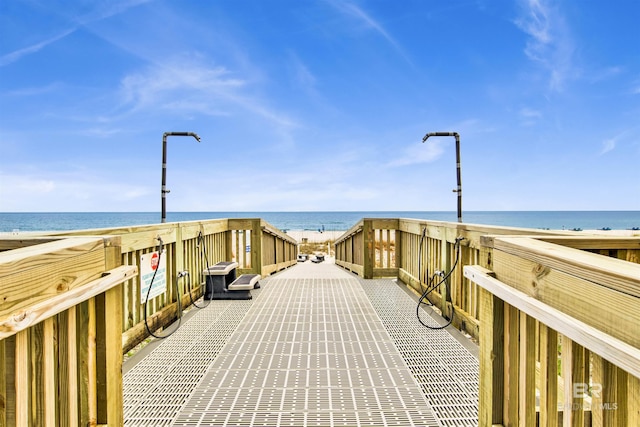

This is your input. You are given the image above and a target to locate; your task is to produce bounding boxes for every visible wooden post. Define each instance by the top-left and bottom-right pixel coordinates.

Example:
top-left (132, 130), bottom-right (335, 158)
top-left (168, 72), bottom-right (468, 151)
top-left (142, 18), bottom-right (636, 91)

top-left (252, 220), bottom-right (263, 276)
top-left (363, 219), bottom-right (374, 279)
top-left (395, 230), bottom-right (402, 271)
top-left (95, 241), bottom-right (124, 425)
top-left (440, 239), bottom-right (451, 319)
top-left (175, 224), bottom-right (185, 301)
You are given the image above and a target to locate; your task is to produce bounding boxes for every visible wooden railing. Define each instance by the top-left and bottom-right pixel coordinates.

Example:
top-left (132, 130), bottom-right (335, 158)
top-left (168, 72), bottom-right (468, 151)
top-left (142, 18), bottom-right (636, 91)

top-left (0, 236), bottom-right (137, 426)
top-left (335, 218), bottom-right (569, 338)
top-left (465, 236), bottom-right (640, 426)
top-left (42, 218), bottom-right (297, 353)
top-left (335, 217), bottom-right (640, 426)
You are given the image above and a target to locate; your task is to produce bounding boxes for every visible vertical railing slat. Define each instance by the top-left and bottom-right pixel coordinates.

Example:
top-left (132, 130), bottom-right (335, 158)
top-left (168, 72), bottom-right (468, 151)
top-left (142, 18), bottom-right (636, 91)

top-left (539, 324), bottom-right (558, 427)
top-left (518, 312), bottom-right (536, 427)
top-left (478, 287), bottom-right (504, 426)
top-left (15, 330), bottom-right (29, 427)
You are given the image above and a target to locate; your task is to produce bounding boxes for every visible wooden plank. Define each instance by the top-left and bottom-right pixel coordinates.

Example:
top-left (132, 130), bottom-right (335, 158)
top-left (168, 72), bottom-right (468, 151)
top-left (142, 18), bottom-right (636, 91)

top-left (538, 324), bottom-right (558, 427)
top-left (591, 353), bottom-right (604, 427)
top-left (67, 307), bottom-right (79, 427)
top-left (464, 266), bottom-right (640, 380)
top-left (491, 250), bottom-right (640, 348)
top-left (104, 285), bottom-right (123, 425)
top-left (15, 330), bottom-right (28, 427)
top-left (58, 311), bottom-right (71, 427)
top-left (478, 287), bottom-right (504, 426)
top-left (48, 224), bottom-right (178, 254)
top-left (180, 220), bottom-right (229, 240)
top-left (493, 237), bottom-right (640, 298)
top-left (570, 339), bottom-right (586, 427)
top-left (3, 336), bottom-right (16, 427)
top-left (0, 237), bottom-right (59, 252)
top-left (0, 338), bottom-right (5, 427)
top-left (0, 238), bottom-right (107, 319)
top-left (628, 374), bottom-right (640, 427)
top-left (45, 317), bottom-right (59, 427)
top-left (537, 236), bottom-right (640, 250)
top-left (372, 268), bottom-right (398, 278)
top-left (76, 301), bottom-right (91, 427)
top-left (561, 336), bottom-right (573, 427)
top-left (519, 312), bottom-right (536, 427)
top-left (0, 265), bottom-right (137, 339)
top-left (504, 304), bottom-right (519, 425)
top-left (31, 322), bottom-right (46, 424)
top-left (87, 298), bottom-right (97, 426)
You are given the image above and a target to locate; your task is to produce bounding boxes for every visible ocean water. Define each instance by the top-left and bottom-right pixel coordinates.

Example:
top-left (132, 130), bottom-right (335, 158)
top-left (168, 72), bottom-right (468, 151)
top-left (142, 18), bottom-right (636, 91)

top-left (1, 211), bottom-right (639, 233)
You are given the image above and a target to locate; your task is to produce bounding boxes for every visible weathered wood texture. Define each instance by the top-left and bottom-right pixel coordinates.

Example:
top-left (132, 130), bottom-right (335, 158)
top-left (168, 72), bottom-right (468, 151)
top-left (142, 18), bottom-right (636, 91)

top-left (0, 237), bottom-right (134, 427)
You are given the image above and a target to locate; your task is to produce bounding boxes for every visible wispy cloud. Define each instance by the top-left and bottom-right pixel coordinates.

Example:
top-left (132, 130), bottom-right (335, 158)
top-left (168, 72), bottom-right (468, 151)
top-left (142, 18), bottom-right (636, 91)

top-left (0, 29), bottom-right (75, 67)
top-left (326, 1), bottom-right (412, 64)
top-left (519, 107), bottom-right (542, 126)
top-left (119, 60), bottom-right (245, 112)
top-left (0, 0), bottom-right (155, 67)
top-left (387, 139), bottom-right (445, 167)
top-left (514, 0), bottom-right (575, 91)
top-left (76, 0), bottom-right (155, 24)
top-left (116, 55), bottom-right (299, 133)
top-left (600, 137), bottom-right (616, 155)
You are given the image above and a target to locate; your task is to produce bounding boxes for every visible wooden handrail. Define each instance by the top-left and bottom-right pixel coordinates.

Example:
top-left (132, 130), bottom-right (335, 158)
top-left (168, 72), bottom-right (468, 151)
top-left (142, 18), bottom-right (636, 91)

top-left (0, 265), bottom-right (136, 339)
top-left (464, 265), bottom-right (640, 379)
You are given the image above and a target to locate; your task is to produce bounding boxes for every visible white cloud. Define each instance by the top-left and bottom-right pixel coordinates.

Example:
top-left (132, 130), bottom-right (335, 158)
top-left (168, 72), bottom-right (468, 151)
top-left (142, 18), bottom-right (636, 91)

top-left (514, 0), bottom-right (575, 91)
top-left (117, 56), bottom-right (298, 130)
top-left (326, 1), bottom-right (412, 64)
top-left (1, 1), bottom-right (155, 67)
top-left (0, 29), bottom-right (76, 67)
top-left (600, 138), bottom-right (616, 155)
top-left (387, 139), bottom-right (445, 167)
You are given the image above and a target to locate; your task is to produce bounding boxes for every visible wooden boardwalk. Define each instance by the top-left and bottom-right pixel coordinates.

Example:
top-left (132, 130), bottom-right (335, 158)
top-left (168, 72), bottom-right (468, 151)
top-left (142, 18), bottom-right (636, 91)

top-left (123, 260), bottom-right (479, 427)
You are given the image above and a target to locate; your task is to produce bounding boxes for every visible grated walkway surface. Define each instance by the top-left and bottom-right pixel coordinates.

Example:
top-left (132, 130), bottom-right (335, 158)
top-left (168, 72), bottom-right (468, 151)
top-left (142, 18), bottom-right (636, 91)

top-left (123, 260), bottom-right (479, 426)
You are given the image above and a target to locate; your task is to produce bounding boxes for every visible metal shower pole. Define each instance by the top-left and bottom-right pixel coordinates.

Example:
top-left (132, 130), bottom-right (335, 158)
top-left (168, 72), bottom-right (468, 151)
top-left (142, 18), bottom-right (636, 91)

top-left (161, 132), bottom-right (201, 223)
top-left (422, 132), bottom-right (462, 223)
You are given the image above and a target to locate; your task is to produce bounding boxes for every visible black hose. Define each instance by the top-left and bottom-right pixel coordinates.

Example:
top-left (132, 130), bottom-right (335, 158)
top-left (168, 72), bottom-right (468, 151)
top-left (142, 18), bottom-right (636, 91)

top-left (143, 237), bottom-right (182, 339)
top-left (416, 237), bottom-right (464, 330)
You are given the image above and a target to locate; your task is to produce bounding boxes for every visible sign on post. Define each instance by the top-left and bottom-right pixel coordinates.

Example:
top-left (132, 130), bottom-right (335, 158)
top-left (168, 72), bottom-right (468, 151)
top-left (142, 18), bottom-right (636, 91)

top-left (140, 250), bottom-right (167, 303)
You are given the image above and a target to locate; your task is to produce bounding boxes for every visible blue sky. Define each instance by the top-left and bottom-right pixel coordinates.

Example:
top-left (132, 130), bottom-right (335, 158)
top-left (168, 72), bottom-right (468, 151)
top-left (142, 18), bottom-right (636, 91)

top-left (1, 0), bottom-right (639, 212)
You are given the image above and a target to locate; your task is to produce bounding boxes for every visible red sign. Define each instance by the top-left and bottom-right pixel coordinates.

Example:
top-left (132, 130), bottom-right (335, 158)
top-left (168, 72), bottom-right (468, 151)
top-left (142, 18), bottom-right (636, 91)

top-left (150, 252), bottom-right (159, 270)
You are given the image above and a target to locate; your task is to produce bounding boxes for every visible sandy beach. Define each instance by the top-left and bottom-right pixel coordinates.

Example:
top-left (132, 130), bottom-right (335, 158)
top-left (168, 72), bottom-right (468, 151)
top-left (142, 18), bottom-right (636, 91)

top-left (285, 230), bottom-right (345, 243)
